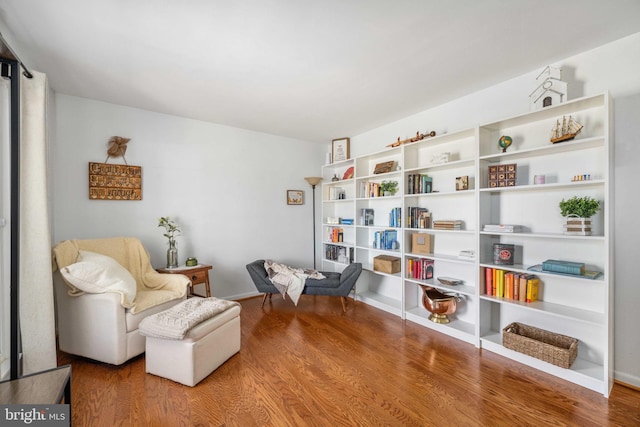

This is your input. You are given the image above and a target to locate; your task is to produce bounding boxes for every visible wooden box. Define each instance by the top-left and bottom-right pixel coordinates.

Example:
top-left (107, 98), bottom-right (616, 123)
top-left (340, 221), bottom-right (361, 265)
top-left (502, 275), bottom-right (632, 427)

top-left (488, 163), bottom-right (517, 188)
top-left (373, 255), bottom-right (401, 274)
top-left (411, 233), bottom-right (433, 255)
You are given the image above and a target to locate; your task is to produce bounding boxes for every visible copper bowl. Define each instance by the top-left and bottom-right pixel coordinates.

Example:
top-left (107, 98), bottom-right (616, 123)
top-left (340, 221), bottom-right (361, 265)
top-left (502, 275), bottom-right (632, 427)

top-left (419, 285), bottom-right (461, 324)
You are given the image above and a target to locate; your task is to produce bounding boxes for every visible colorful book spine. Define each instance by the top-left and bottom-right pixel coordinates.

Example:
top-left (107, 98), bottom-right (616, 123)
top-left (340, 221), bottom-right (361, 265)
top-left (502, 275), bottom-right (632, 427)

top-left (519, 275), bottom-right (528, 302)
top-left (492, 268), bottom-right (497, 296)
top-left (496, 269), bottom-right (505, 297)
top-left (485, 267), bottom-right (493, 295)
top-left (526, 277), bottom-right (540, 302)
top-left (505, 272), bottom-right (514, 299)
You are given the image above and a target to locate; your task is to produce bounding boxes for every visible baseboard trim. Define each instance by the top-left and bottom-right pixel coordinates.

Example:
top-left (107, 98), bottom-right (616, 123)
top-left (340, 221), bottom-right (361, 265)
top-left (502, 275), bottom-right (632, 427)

top-left (615, 379), bottom-right (640, 392)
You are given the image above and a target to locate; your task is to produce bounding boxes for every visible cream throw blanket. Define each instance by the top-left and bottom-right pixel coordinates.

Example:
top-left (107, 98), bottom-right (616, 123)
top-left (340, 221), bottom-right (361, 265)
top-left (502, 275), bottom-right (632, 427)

top-left (139, 297), bottom-right (240, 340)
top-left (52, 237), bottom-right (188, 314)
top-left (264, 260), bottom-right (325, 305)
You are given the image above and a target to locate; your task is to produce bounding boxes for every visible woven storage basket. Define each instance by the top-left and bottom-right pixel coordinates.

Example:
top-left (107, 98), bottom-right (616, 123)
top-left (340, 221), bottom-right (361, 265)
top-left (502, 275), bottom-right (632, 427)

top-left (502, 322), bottom-right (578, 369)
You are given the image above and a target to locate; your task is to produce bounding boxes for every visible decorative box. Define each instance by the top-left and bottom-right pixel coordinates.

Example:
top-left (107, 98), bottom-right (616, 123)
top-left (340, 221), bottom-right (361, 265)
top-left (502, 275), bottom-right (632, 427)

top-left (373, 255), bottom-right (401, 274)
top-left (411, 233), bottom-right (433, 255)
top-left (488, 163), bottom-right (517, 188)
top-left (493, 243), bottom-right (515, 265)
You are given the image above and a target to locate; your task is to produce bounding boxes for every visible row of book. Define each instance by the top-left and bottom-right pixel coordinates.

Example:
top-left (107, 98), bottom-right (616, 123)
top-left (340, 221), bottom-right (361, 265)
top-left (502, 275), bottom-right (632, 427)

top-left (359, 181), bottom-right (388, 198)
top-left (373, 229), bottom-right (398, 250)
top-left (407, 258), bottom-right (434, 280)
top-left (359, 208), bottom-right (402, 227)
top-left (485, 267), bottom-right (539, 302)
top-left (406, 207), bottom-right (432, 229)
top-left (389, 207), bottom-right (402, 228)
top-left (326, 227), bottom-right (344, 243)
top-left (407, 174), bottom-right (433, 194)
top-left (324, 244), bottom-right (354, 264)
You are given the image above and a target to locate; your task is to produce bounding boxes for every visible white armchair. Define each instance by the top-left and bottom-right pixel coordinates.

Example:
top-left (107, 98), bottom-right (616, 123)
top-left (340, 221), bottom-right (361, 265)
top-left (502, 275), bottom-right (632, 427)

top-left (52, 237), bottom-right (190, 365)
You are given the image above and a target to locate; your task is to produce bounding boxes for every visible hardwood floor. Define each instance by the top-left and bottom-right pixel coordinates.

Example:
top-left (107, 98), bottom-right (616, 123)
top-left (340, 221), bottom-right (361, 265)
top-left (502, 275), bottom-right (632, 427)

top-left (58, 295), bottom-right (640, 426)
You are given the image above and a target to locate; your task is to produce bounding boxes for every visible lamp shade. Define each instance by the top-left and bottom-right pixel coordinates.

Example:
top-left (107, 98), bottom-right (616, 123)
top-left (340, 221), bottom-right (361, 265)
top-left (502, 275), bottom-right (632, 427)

top-left (304, 176), bottom-right (322, 186)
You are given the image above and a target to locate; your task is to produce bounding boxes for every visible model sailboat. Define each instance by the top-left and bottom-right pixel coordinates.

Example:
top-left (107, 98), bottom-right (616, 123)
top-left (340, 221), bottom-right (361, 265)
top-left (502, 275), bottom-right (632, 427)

top-left (550, 115), bottom-right (583, 144)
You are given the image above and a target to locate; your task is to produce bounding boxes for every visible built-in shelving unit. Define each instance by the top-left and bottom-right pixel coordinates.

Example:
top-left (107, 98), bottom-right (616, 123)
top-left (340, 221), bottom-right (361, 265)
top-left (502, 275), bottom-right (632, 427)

top-left (320, 93), bottom-right (613, 396)
top-left (476, 93), bottom-right (612, 397)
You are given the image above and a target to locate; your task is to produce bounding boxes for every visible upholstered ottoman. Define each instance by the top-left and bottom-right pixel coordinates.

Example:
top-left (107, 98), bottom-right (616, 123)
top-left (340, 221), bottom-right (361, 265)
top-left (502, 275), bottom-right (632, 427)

top-left (139, 298), bottom-right (241, 387)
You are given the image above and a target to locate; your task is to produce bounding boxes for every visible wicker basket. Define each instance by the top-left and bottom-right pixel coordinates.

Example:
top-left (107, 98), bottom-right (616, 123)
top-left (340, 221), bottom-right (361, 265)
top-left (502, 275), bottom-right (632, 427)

top-left (502, 322), bottom-right (578, 369)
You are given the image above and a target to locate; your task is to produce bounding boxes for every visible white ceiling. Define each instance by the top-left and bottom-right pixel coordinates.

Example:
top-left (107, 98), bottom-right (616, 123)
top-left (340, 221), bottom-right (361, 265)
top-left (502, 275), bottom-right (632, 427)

top-left (2, 0), bottom-right (640, 143)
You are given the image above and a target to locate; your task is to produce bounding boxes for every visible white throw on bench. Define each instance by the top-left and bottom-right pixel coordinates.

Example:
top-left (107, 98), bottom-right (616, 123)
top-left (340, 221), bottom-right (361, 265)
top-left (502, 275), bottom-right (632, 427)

top-left (140, 297), bottom-right (241, 387)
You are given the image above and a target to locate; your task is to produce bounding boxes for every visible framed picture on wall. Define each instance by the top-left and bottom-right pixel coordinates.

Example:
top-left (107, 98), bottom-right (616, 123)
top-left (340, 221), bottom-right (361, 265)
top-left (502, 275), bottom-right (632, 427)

top-left (287, 190), bottom-right (303, 205)
top-left (332, 137), bottom-right (350, 163)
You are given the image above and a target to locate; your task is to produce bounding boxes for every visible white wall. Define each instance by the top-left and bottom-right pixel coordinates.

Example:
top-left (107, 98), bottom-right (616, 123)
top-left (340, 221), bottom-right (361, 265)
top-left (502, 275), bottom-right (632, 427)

top-left (350, 32), bottom-right (640, 387)
top-left (53, 95), bottom-right (326, 299)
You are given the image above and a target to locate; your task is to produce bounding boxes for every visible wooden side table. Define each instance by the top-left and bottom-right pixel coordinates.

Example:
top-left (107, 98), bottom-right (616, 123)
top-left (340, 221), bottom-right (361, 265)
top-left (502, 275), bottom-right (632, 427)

top-left (157, 264), bottom-right (212, 298)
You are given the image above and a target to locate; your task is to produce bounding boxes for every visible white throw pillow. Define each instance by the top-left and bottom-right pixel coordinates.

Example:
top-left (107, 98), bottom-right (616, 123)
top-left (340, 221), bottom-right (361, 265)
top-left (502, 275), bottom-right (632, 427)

top-left (60, 250), bottom-right (137, 307)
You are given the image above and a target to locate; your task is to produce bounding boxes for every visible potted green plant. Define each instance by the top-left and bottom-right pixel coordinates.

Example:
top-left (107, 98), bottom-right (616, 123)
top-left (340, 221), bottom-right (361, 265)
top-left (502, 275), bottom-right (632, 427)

top-left (558, 196), bottom-right (600, 235)
top-left (380, 180), bottom-right (398, 196)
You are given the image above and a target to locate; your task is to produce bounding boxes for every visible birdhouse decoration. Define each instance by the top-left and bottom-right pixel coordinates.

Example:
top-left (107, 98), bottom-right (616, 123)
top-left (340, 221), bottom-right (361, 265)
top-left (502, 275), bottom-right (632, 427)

top-left (529, 66), bottom-right (568, 111)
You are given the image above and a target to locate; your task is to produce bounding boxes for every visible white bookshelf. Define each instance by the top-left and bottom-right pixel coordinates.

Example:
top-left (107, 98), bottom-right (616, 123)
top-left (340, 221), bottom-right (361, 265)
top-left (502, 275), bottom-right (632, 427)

top-left (319, 93), bottom-right (613, 396)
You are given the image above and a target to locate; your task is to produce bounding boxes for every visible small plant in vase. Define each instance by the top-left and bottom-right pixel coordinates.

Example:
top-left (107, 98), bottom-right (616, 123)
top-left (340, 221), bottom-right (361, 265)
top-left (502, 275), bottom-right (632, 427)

top-left (559, 196), bottom-right (600, 235)
top-left (158, 216), bottom-right (181, 267)
top-left (380, 180), bottom-right (398, 196)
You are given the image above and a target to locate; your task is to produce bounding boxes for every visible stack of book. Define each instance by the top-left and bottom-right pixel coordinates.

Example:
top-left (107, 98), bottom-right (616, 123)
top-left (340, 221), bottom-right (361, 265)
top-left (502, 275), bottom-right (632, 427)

top-left (433, 220), bottom-right (463, 230)
top-left (483, 224), bottom-right (523, 233)
top-left (484, 267), bottom-right (539, 303)
top-left (527, 263), bottom-right (602, 279)
top-left (407, 258), bottom-right (434, 280)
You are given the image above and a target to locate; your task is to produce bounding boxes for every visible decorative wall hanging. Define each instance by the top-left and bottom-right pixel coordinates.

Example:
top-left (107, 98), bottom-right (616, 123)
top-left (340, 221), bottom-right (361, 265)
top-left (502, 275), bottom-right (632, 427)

top-left (88, 136), bottom-right (142, 200)
top-left (287, 190), bottom-right (303, 205)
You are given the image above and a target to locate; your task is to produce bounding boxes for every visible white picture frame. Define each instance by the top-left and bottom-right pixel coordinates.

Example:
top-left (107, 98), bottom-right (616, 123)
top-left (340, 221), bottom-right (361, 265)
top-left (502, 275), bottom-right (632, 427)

top-left (332, 138), bottom-right (350, 163)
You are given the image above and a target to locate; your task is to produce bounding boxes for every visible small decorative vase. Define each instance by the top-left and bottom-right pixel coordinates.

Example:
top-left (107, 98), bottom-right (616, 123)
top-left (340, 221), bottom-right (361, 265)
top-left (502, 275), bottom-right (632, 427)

top-left (166, 239), bottom-right (178, 268)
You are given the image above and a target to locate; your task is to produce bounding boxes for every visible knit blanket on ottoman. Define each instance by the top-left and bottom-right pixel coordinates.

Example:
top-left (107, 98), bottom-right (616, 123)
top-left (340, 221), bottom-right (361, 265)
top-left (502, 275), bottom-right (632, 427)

top-left (139, 297), bottom-right (240, 340)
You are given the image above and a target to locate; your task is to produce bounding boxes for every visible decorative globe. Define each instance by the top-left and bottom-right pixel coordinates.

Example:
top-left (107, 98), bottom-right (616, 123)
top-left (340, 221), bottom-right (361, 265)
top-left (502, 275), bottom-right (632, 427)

top-left (498, 135), bottom-right (512, 153)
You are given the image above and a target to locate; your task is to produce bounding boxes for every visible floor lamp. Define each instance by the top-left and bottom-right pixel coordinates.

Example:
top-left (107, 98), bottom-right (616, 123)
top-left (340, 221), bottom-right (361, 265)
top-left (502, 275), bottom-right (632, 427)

top-left (304, 176), bottom-right (322, 269)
